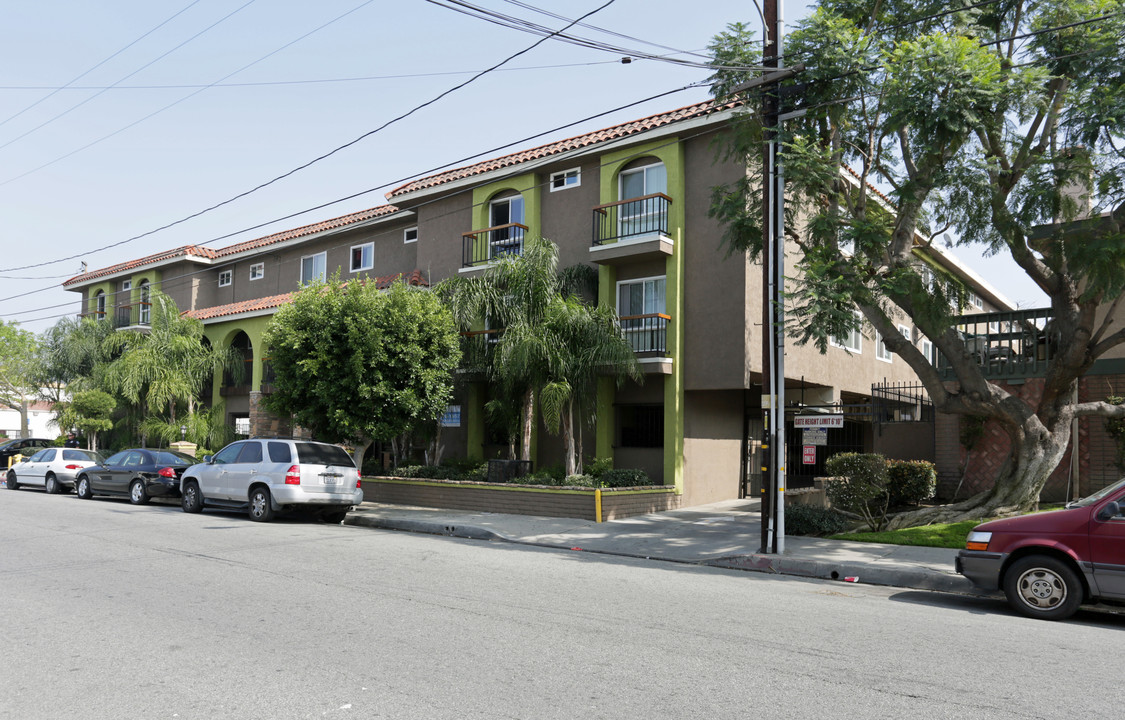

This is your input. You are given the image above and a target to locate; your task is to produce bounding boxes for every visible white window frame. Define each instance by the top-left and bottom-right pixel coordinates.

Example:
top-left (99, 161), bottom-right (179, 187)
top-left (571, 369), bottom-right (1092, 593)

top-left (550, 168), bottom-right (580, 192)
top-left (830, 312), bottom-right (863, 353)
top-left (618, 162), bottom-right (668, 238)
top-left (921, 338), bottom-right (935, 365)
top-left (218, 270), bottom-right (232, 287)
top-left (249, 263), bottom-right (264, 281)
top-left (971, 291), bottom-right (983, 309)
top-left (94, 291), bottom-right (106, 317)
top-left (121, 279), bottom-right (131, 292)
top-left (616, 275), bottom-right (667, 353)
top-left (350, 242), bottom-right (374, 273)
top-left (403, 227), bottom-right (418, 244)
top-left (300, 252), bottom-right (326, 285)
top-left (875, 330), bottom-right (893, 363)
top-left (138, 282), bottom-right (151, 324)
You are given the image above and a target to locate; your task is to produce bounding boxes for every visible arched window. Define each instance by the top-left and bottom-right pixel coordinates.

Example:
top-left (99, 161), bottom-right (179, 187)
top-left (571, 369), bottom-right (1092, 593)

top-left (618, 160), bottom-right (668, 238)
top-left (138, 281), bottom-right (151, 324)
top-left (488, 191), bottom-right (525, 260)
top-left (94, 291), bottom-right (106, 318)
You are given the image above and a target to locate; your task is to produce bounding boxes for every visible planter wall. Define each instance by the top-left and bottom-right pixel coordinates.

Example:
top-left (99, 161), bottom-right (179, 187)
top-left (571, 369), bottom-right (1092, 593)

top-left (362, 477), bottom-right (681, 521)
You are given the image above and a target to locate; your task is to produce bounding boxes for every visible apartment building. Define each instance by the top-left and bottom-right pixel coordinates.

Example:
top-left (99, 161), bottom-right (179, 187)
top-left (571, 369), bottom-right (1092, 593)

top-left (63, 99), bottom-right (1015, 507)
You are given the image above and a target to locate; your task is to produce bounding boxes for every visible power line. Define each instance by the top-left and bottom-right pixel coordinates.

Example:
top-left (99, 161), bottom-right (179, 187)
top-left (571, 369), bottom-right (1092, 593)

top-left (0, 0), bottom-right (203, 130)
top-left (0, 0), bottom-right (621, 275)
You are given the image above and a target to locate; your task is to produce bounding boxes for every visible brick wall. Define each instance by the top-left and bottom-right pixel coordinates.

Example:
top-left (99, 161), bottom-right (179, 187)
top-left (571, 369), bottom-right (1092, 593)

top-left (934, 374), bottom-right (1124, 502)
top-left (363, 478), bottom-right (681, 521)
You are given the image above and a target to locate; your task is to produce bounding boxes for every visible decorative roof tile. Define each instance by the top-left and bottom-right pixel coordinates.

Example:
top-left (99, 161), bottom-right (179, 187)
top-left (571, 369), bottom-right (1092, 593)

top-left (386, 99), bottom-right (734, 198)
top-left (181, 270), bottom-right (429, 321)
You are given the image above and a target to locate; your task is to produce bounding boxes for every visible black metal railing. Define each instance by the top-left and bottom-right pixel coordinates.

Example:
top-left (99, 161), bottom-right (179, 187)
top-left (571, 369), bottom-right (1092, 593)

top-left (620, 313), bottom-right (670, 354)
top-left (113, 305), bottom-right (133, 328)
top-left (592, 193), bottom-right (671, 246)
top-left (462, 223), bottom-right (528, 268)
top-left (936, 307), bottom-right (1055, 377)
top-left (872, 381), bottom-right (934, 423)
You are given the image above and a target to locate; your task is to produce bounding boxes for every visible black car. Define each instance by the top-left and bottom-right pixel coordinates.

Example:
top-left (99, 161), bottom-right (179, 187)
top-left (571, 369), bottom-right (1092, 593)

top-left (0, 437), bottom-right (54, 466)
top-left (75, 448), bottom-right (198, 504)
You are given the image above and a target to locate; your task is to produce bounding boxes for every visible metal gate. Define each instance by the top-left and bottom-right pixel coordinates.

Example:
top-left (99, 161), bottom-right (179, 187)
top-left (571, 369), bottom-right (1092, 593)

top-left (785, 404), bottom-right (870, 489)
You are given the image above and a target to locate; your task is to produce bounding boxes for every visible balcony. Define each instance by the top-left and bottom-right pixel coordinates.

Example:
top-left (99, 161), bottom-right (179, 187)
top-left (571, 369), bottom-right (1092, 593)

top-left (936, 308), bottom-right (1055, 378)
top-left (112, 304), bottom-right (151, 333)
top-left (462, 223), bottom-right (528, 270)
top-left (590, 193), bottom-right (673, 265)
top-left (620, 313), bottom-right (672, 374)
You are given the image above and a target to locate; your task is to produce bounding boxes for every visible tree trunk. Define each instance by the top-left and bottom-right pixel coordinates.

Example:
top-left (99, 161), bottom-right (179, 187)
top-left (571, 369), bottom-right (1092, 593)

top-left (352, 438), bottom-right (373, 475)
top-left (563, 399), bottom-right (576, 477)
top-left (885, 419), bottom-right (1072, 529)
top-left (520, 388), bottom-right (533, 463)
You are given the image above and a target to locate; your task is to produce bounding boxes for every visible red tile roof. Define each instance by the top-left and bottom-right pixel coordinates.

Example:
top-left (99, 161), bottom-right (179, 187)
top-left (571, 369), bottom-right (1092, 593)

top-left (181, 270), bottom-right (429, 321)
top-left (386, 99), bottom-right (735, 198)
top-left (64, 205), bottom-right (401, 287)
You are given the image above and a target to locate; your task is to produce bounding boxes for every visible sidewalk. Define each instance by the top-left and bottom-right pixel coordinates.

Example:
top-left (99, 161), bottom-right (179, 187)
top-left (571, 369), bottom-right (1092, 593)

top-left (344, 498), bottom-right (988, 597)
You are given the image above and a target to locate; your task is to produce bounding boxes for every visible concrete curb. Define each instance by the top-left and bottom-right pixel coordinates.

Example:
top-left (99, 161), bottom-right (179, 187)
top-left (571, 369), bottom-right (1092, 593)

top-left (344, 512), bottom-right (988, 596)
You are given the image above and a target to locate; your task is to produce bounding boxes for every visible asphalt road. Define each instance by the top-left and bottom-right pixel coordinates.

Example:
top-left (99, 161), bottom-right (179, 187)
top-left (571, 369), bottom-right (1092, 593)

top-left (3, 487), bottom-right (1123, 720)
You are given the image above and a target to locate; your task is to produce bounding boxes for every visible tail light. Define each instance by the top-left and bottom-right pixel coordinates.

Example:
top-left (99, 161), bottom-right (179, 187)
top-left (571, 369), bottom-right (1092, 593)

top-left (157, 467), bottom-right (176, 478)
top-left (285, 465), bottom-right (301, 485)
top-left (356, 474), bottom-right (362, 489)
top-left (64, 464), bottom-right (82, 470)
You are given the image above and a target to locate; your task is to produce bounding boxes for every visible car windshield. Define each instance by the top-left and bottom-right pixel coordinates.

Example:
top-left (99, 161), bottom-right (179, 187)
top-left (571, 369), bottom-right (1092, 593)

top-left (1066, 477), bottom-right (1125, 508)
top-left (151, 450), bottom-right (196, 466)
top-left (61, 449), bottom-right (103, 463)
top-left (294, 442), bottom-right (355, 468)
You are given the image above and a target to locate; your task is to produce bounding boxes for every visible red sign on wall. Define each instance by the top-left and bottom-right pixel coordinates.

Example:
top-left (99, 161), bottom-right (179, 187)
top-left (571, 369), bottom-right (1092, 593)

top-left (802, 445), bottom-right (817, 465)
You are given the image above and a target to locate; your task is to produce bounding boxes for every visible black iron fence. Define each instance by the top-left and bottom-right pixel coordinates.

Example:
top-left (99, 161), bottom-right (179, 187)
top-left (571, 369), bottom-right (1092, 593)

top-left (938, 307), bottom-right (1055, 377)
top-left (592, 193), bottom-right (671, 245)
top-left (619, 313), bottom-right (670, 354)
top-left (462, 223), bottom-right (528, 268)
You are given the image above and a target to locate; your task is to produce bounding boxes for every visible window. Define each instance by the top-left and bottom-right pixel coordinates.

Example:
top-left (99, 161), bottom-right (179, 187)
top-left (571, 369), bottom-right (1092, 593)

top-left (619, 405), bottom-right (664, 448)
top-left (94, 291), bottom-right (106, 317)
top-left (218, 270), bottom-right (232, 287)
top-left (489, 195), bottom-right (524, 259)
top-left (212, 443), bottom-right (244, 465)
top-left (350, 242), bottom-right (374, 272)
top-left (619, 162), bottom-right (668, 237)
top-left (876, 330), bottom-right (892, 362)
top-left (404, 227), bottom-right (418, 244)
top-left (236, 442), bottom-right (263, 464)
top-left (268, 442), bottom-right (293, 464)
top-left (921, 338), bottom-right (935, 365)
top-left (898, 325), bottom-right (912, 340)
top-left (249, 263), bottom-right (264, 281)
top-left (617, 276), bottom-right (666, 353)
top-left (970, 291), bottom-right (983, 309)
top-left (830, 313), bottom-right (862, 353)
top-left (550, 168), bottom-right (580, 191)
top-left (138, 282), bottom-right (151, 324)
top-left (121, 280), bottom-right (131, 292)
top-left (440, 405), bottom-right (461, 427)
top-left (300, 252), bottom-right (326, 285)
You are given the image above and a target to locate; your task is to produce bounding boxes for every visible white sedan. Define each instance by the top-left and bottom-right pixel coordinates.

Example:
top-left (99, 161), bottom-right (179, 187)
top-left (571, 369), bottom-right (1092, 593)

top-left (6, 447), bottom-right (104, 494)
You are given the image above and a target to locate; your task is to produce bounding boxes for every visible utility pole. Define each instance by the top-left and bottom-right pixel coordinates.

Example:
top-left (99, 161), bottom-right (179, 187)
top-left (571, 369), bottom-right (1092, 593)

top-left (733, 0), bottom-right (798, 554)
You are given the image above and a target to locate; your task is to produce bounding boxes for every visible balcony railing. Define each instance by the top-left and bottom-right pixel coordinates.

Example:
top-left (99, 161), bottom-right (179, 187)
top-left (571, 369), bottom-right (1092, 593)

top-left (114, 305), bottom-right (133, 328)
top-left (937, 308), bottom-right (1055, 378)
top-left (593, 193), bottom-right (671, 246)
top-left (620, 313), bottom-right (670, 355)
top-left (462, 223), bottom-right (528, 268)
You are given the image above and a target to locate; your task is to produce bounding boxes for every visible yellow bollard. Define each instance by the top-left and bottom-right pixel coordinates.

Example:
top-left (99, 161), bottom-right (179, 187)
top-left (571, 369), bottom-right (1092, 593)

top-left (595, 488), bottom-right (603, 523)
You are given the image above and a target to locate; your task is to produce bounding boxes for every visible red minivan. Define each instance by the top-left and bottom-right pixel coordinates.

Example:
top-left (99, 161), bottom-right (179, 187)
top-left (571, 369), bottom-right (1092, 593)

top-left (956, 477), bottom-right (1125, 620)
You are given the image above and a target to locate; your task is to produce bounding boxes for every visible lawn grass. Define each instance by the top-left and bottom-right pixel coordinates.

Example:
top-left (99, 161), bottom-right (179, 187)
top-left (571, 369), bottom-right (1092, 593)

top-left (829, 520), bottom-right (982, 549)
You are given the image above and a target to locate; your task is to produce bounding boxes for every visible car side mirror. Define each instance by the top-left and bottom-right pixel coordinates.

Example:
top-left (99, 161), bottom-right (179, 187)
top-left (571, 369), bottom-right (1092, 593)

top-left (1098, 501), bottom-right (1121, 521)
top-left (202, 455), bottom-right (213, 464)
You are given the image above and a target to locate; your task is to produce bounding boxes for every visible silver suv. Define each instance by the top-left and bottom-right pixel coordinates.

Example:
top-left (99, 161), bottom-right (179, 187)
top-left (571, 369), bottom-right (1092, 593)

top-left (180, 439), bottom-right (362, 523)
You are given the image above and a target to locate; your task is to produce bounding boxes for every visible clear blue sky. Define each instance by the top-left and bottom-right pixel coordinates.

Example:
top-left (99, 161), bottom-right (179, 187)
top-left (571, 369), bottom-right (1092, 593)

top-left (0, 0), bottom-right (1042, 333)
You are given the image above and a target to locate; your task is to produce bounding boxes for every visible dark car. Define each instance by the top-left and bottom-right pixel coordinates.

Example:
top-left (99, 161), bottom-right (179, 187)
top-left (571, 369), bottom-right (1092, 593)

top-left (75, 448), bottom-right (199, 505)
top-left (0, 437), bottom-right (54, 467)
top-left (956, 476), bottom-right (1125, 621)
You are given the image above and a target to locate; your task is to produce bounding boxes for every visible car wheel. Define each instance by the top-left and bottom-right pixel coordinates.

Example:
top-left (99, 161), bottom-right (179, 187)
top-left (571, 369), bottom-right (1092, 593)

top-left (248, 487), bottom-right (275, 522)
top-left (76, 476), bottom-right (92, 500)
top-left (45, 473), bottom-right (59, 494)
top-left (181, 481), bottom-right (203, 513)
top-left (6, 471), bottom-right (18, 490)
top-left (128, 480), bottom-right (150, 505)
top-left (321, 510), bottom-right (348, 524)
top-left (1003, 555), bottom-right (1084, 621)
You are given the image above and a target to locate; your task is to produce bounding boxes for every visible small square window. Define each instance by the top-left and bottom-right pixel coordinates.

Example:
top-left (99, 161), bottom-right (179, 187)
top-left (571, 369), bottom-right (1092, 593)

top-left (550, 168), bottom-right (580, 191)
top-left (350, 243), bottom-right (374, 272)
top-left (830, 312), bottom-right (862, 353)
top-left (876, 330), bottom-right (892, 363)
top-left (404, 227), bottom-right (418, 244)
top-left (218, 270), bottom-right (232, 287)
top-left (249, 263), bottom-right (264, 281)
top-left (122, 280), bottom-right (131, 292)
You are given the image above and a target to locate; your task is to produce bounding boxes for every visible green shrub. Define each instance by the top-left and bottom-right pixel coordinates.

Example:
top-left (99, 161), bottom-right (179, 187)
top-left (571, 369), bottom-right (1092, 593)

top-left (598, 468), bottom-right (652, 487)
top-left (565, 474), bottom-right (596, 487)
top-left (886, 459), bottom-right (937, 506)
top-left (392, 465), bottom-right (458, 480)
top-left (585, 457), bottom-right (614, 478)
top-left (825, 453), bottom-right (891, 531)
top-left (785, 505), bottom-right (851, 536)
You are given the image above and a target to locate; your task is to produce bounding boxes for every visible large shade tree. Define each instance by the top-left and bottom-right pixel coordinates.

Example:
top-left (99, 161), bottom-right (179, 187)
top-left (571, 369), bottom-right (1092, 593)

top-left (708, 0), bottom-right (1125, 524)
top-left (0, 320), bottom-right (44, 438)
top-left (263, 277), bottom-right (461, 471)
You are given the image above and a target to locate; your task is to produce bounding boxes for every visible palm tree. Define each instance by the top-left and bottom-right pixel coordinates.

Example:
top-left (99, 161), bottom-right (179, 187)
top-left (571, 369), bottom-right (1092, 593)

top-left (105, 292), bottom-right (241, 443)
top-left (441, 237), bottom-right (639, 472)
